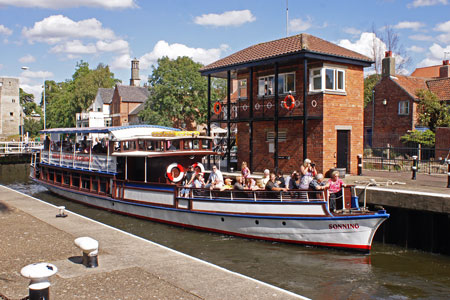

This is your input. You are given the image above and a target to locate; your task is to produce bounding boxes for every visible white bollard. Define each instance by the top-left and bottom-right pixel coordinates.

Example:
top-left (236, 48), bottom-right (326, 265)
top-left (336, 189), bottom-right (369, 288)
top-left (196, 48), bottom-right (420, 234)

top-left (74, 237), bottom-right (99, 268)
top-left (56, 206), bottom-right (67, 218)
top-left (21, 262), bottom-right (58, 300)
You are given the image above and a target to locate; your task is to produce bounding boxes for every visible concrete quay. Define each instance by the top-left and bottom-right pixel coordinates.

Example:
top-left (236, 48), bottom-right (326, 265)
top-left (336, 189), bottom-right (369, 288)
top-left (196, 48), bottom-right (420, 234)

top-left (0, 185), bottom-right (306, 300)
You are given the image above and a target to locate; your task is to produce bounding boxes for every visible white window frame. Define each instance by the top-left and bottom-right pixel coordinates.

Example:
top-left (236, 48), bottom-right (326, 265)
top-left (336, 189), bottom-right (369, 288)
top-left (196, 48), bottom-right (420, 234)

top-left (238, 79), bottom-right (247, 100)
top-left (309, 67), bottom-right (346, 93)
top-left (258, 72), bottom-right (296, 97)
top-left (398, 100), bottom-right (409, 115)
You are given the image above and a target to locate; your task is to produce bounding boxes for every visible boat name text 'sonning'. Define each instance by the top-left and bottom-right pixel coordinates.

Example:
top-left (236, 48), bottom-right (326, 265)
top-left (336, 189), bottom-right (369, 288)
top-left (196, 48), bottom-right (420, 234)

top-left (329, 223), bottom-right (360, 230)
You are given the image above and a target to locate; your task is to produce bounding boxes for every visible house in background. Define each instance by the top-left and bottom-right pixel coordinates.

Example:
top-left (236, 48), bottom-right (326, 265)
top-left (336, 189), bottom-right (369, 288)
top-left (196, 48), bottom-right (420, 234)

top-left (110, 85), bottom-right (149, 126)
top-left (364, 52), bottom-right (450, 148)
top-left (76, 87), bottom-right (114, 128)
top-left (201, 33), bottom-right (372, 175)
top-left (0, 77), bottom-right (22, 139)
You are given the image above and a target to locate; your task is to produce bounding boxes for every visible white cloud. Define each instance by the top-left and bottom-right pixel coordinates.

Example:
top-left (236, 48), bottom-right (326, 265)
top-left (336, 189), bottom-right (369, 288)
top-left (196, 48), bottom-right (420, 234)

top-left (407, 45), bottom-right (425, 52)
top-left (408, 0), bottom-right (448, 7)
top-left (0, 0), bottom-right (137, 9)
top-left (194, 10), bottom-right (255, 27)
top-left (288, 17), bottom-right (313, 32)
top-left (50, 40), bottom-right (97, 54)
top-left (21, 69), bottom-right (54, 79)
top-left (409, 34), bottom-right (434, 41)
top-left (338, 32), bottom-right (386, 58)
top-left (22, 15), bottom-right (116, 44)
top-left (132, 41), bottom-right (229, 70)
top-left (19, 54), bottom-right (36, 63)
top-left (20, 70), bottom-right (55, 102)
top-left (393, 21), bottom-right (425, 31)
top-left (417, 43), bottom-right (450, 67)
top-left (96, 39), bottom-right (129, 53)
top-left (343, 27), bottom-right (362, 36)
top-left (435, 20), bottom-right (450, 32)
top-left (0, 24), bottom-right (12, 35)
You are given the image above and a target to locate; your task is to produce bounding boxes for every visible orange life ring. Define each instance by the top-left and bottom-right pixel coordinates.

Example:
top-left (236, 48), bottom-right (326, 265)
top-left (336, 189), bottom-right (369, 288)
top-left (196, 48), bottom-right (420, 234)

top-left (213, 102), bottom-right (222, 114)
top-left (283, 95), bottom-right (295, 110)
top-left (167, 163), bottom-right (185, 183)
top-left (192, 162), bottom-right (205, 174)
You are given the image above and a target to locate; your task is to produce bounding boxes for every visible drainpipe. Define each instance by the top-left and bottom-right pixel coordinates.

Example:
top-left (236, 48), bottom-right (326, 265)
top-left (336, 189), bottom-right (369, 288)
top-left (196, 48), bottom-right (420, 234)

top-left (371, 89), bottom-right (375, 147)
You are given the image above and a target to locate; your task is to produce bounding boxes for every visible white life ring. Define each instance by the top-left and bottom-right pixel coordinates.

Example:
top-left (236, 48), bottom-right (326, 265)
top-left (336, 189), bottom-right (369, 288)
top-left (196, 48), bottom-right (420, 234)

top-left (167, 163), bottom-right (184, 183)
top-left (192, 162), bottom-right (205, 174)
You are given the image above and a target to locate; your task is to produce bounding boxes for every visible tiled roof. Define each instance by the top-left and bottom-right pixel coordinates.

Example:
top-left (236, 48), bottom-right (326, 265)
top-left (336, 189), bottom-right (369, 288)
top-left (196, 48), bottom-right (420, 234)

top-left (98, 88), bottom-right (114, 104)
top-left (391, 75), bottom-right (429, 99)
top-left (129, 103), bottom-right (145, 115)
top-left (427, 77), bottom-right (450, 100)
top-left (411, 65), bottom-right (441, 78)
top-left (117, 85), bottom-right (149, 103)
top-left (200, 33), bottom-right (372, 72)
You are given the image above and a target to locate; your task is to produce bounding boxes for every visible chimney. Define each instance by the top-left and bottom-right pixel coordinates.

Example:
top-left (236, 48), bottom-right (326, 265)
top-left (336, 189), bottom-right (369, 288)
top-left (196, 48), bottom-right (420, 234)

top-left (130, 58), bottom-right (141, 86)
top-left (382, 51), bottom-right (395, 77)
top-left (439, 60), bottom-right (450, 78)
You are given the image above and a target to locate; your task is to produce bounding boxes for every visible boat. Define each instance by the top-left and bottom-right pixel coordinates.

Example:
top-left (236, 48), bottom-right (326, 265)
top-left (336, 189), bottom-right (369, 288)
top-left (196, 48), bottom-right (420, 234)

top-left (30, 125), bottom-right (389, 252)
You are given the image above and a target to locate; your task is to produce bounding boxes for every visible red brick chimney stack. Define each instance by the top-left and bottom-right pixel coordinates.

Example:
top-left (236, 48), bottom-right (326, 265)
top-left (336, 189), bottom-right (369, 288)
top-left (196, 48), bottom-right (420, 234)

top-left (439, 60), bottom-right (450, 78)
top-left (385, 51), bottom-right (392, 57)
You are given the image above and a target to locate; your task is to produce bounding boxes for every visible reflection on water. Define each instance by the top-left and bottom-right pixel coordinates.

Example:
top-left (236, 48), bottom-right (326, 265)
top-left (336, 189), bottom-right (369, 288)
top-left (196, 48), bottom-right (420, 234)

top-left (2, 164), bottom-right (450, 299)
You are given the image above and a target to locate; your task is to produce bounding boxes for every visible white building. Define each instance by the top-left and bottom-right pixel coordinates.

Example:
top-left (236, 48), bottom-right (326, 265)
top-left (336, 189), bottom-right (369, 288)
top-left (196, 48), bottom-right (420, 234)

top-left (76, 88), bottom-right (113, 128)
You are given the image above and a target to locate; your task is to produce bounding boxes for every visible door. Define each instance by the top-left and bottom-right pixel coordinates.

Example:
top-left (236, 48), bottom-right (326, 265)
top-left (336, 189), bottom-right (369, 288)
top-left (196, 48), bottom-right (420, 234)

top-left (337, 130), bottom-right (350, 172)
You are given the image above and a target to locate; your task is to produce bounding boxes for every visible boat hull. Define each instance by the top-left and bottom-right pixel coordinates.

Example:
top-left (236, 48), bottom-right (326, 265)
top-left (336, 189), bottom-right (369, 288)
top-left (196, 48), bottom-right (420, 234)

top-left (39, 180), bottom-right (388, 252)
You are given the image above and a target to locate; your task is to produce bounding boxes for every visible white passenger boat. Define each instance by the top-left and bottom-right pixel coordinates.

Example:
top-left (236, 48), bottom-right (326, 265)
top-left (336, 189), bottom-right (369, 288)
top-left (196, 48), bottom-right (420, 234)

top-left (30, 125), bottom-right (389, 252)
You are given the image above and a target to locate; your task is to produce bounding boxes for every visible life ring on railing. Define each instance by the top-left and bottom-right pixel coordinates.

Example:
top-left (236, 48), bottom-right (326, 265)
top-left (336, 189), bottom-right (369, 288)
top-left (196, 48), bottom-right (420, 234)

top-left (166, 163), bottom-right (185, 183)
top-left (192, 162), bottom-right (205, 174)
top-left (213, 102), bottom-right (222, 114)
top-left (283, 95), bottom-right (295, 110)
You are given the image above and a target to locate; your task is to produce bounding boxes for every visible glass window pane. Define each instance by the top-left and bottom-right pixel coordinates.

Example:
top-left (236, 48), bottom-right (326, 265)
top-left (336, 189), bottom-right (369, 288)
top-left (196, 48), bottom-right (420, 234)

top-left (325, 69), bottom-right (334, 90)
top-left (278, 75), bottom-right (284, 94)
top-left (286, 73), bottom-right (295, 93)
top-left (267, 76), bottom-right (274, 95)
top-left (313, 76), bottom-right (321, 90)
top-left (313, 69), bottom-right (321, 76)
top-left (337, 71), bottom-right (344, 90)
top-left (258, 78), bottom-right (265, 96)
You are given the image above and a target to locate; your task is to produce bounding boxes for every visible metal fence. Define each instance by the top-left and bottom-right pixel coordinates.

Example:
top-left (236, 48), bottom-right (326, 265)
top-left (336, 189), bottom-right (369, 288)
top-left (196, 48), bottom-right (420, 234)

top-left (363, 146), bottom-right (449, 174)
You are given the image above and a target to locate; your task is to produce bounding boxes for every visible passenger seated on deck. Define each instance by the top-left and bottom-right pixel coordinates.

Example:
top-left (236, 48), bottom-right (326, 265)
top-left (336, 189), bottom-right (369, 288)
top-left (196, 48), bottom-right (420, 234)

top-left (309, 173), bottom-right (327, 200)
top-left (192, 173), bottom-right (205, 188)
top-left (327, 171), bottom-right (347, 212)
top-left (289, 171), bottom-right (300, 190)
top-left (265, 173), bottom-right (288, 193)
top-left (276, 170), bottom-right (286, 188)
top-left (261, 169), bottom-right (270, 187)
top-left (181, 165), bottom-right (195, 197)
top-left (220, 178), bottom-right (233, 191)
top-left (234, 176), bottom-right (246, 190)
top-left (205, 165), bottom-right (224, 190)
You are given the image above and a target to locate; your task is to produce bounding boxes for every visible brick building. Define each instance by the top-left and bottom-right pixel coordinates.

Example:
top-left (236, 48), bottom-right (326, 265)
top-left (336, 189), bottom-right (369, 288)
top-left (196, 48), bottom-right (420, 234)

top-left (0, 77), bottom-right (22, 139)
top-left (110, 85), bottom-right (149, 126)
top-left (365, 53), bottom-right (450, 148)
top-left (200, 34), bottom-right (372, 175)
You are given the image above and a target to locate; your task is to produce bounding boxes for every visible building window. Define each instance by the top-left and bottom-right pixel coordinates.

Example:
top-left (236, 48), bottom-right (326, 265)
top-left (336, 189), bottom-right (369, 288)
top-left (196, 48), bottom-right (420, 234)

top-left (10, 112), bottom-right (13, 116)
top-left (258, 73), bottom-right (295, 97)
top-left (398, 101), bottom-right (409, 115)
top-left (12, 99), bottom-right (15, 103)
top-left (310, 67), bottom-right (345, 92)
top-left (238, 79), bottom-right (247, 99)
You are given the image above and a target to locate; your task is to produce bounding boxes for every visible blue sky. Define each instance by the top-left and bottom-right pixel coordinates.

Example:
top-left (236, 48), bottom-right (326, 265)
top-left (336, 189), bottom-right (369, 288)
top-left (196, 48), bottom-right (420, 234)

top-left (1, 0), bottom-right (450, 101)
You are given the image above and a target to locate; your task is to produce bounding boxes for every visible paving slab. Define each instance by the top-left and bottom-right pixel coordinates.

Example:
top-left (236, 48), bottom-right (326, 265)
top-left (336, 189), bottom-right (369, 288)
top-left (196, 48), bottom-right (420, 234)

top-left (0, 185), bottom-right (307, 300)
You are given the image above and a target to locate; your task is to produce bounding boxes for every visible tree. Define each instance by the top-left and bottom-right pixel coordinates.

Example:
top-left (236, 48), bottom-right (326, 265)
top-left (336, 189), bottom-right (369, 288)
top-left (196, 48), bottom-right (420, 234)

top-left (23, 118), bottom-right (43, 138)
top-left (363, 74), bottom-right (380, 107)
top-left (400, 130), bottom-right (435, 147)
top-left (45, 61), bottom-right (118, 128)
top-left (139, 56), bottom-right (213, 129)
top-left (416, 89), bottom-right (450, 132)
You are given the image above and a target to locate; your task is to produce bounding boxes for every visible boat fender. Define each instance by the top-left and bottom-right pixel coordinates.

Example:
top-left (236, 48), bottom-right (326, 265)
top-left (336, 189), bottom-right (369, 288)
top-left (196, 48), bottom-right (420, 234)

top-left (192, 162), bottom-right (205, 174)
top-left (283, 94), bottom-right (295, 110)
top-left (167, 163), bottom-right (185, 183)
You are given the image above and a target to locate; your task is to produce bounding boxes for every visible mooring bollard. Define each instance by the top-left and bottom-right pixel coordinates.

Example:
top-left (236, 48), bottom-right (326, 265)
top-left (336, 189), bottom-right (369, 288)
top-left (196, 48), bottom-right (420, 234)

top-left (56, 206), bottom-right (67, 218)
top-left (411, 155), bottom-right (418, 180)
top-left (357, 154), bottom-right (363, 176)
top-left (74, 237), bottom-right (99, 268)
top-left (20, 262), bottom-right (58, 300)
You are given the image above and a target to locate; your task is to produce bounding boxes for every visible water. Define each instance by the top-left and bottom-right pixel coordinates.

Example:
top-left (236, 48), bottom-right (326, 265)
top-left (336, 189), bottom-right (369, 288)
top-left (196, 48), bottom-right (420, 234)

top-left (2, 164), bottom-right (450, 299)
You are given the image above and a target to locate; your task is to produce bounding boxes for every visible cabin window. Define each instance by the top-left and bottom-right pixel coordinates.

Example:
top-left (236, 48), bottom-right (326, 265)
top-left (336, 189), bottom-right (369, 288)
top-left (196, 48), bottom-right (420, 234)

top-left (91, 176), bottom-right (99, 193)
top-left (49, 171), bottom-right (54, 182)
top-left (114, 142), bottom-right (120, 152)
top-left (122, 141), bottom-right (129, 151)
top-left (183, 140), bottom-right (192, 150)
top-left (151, 140), bottom-right (164, 151)
top-left (42, 168), bottom-right (48, 181)
top-left (63, 172), bottom-right (70, 185)
top-left (167, 140), bottom-right (180, 151)
top-left (202, 140), bottom-right (210, 150)
top-left (56, 172), bottom-right (62, 184)
top-left (130, 141), bottom-right (137, 150)
top-left (99, 177), bottom-right (107, 193)
top-left (193, 140), bottom-right (200, 150)
top-left (138, 140), bottom-right (145, 151)
top-left (81, 176), bottom-right (90, 190)
top-left (72, 174), bottom-right (80, 188)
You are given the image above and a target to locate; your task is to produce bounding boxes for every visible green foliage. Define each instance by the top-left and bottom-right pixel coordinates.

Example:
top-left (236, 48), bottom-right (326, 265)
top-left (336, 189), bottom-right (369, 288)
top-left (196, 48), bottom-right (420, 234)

top-left (23, 118), bottom-right (43, 137)
top-left (139, 56), bottom-right (215, 129)
top-left (363, 74), bottom-right (380, 107)
top-left (416, 89), bottom-right (450, 132)
top-left (400, 130), bottom-right (435, 147)
top-left (45, 61), bottom-right (119, 128)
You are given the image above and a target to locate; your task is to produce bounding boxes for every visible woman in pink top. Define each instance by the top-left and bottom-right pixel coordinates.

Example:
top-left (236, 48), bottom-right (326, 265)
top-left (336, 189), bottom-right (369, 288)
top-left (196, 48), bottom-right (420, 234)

top-left (327, 170), bottom-right (346, 212)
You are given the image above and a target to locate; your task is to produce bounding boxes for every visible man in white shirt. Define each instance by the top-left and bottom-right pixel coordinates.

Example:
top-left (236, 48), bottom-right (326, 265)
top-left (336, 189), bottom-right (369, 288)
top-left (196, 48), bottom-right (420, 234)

top-left (206, 165), bottom-right (224, 190)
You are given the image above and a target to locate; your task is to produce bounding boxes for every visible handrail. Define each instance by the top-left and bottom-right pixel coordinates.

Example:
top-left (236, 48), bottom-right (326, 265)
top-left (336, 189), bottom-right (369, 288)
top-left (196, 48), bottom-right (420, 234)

top-left (0, 141), bottom-right (43, 154)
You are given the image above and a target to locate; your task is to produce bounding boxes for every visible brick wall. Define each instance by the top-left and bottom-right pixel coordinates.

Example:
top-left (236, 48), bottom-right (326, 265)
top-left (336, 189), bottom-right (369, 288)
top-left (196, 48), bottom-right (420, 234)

top-left (435, 127), bottom-right (450, 159)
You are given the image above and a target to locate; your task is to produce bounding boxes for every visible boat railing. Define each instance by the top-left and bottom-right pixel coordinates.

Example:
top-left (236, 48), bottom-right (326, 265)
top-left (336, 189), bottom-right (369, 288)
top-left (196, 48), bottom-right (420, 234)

top-left (177, 187), bottom-right (327, 203)
top-left (40, 150), bottom-right (117, 173)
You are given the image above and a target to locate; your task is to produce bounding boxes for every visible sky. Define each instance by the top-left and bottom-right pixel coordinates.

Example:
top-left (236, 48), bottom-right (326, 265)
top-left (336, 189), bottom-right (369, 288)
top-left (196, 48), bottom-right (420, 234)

top-left (1, 0), bottom-right (450, 102)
